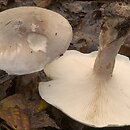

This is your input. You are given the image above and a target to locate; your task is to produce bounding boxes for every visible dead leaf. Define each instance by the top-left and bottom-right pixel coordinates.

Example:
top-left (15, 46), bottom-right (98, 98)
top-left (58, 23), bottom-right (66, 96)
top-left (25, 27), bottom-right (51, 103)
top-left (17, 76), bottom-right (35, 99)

top-left (33, 0), bottom-right (52, 7)
top-left (0, 94), bottom-right (30, 130)
top-left (34, 100), bottom-right (48, 113)
top-left (15, 73), bottom-right (39, 101)
top-left (30, 111), bottom-right (59, 129)
top-left (0, 89), bottom-right (49, 130)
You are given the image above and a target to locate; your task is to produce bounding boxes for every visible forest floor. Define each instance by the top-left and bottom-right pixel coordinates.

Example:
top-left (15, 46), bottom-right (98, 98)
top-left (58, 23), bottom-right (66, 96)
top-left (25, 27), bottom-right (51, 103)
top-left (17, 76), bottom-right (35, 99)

top-left (0, 0), bottom-right (130, 130)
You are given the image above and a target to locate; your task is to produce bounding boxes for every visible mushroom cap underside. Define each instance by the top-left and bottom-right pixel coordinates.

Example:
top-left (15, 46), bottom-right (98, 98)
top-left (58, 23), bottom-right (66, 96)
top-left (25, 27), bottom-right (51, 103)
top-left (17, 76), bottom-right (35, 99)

top-left (0, 7), bottom-right (72, 75)
top-left (39, 50), bottom-right (130, 127)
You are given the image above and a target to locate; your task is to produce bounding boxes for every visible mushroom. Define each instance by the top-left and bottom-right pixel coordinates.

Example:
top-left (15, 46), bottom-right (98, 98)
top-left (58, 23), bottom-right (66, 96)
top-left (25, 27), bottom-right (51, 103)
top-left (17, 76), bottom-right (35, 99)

top-left (39, 3), bottom-right (130, 127)
top-left (0, 7), bottom-right (72, 75)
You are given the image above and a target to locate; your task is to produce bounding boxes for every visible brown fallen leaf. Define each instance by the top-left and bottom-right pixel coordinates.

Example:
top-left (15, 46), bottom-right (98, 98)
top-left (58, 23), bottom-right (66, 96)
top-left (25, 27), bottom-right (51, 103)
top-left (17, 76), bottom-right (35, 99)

top-left (34, 100), bottom-right (48, 113)
top-left (0, 87), bottom-right (51, 130)
top-left (33, 0), bottom-right (52, 7)
top-left (0, 106), bottom-right (30, 130)
top-left (30, 111), bottom-right (59, 129)
top-left (0, 94), bottom-right (30, 130)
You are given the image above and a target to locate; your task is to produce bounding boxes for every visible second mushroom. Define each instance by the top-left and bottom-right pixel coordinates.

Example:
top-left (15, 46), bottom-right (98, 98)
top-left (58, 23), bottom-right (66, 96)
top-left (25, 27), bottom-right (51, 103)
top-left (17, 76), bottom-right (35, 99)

top-left (39, 3), bottom-right (130, 127)
top-left (0, 7), bottom-right (72, 75)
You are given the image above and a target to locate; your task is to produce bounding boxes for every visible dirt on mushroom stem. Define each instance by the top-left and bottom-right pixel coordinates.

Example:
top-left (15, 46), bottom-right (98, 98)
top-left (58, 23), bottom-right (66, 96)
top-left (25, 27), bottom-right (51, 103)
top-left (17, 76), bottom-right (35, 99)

top-left (93, 9), bottom-right (130, 80)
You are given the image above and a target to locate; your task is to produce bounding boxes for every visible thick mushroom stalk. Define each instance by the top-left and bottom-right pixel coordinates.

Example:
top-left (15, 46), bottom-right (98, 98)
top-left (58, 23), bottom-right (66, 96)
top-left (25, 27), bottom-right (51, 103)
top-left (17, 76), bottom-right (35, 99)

top-left (93, 2), bottom-right (130, 79)
top-left (93, 17), bottom-right (129, 79)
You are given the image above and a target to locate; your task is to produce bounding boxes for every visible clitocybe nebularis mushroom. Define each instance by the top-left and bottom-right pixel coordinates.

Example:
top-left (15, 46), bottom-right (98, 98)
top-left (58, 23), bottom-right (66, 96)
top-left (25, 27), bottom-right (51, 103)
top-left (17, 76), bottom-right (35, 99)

top-left (39, 3), bottom-right (130, 127)
top-left (0, 7), bottom-right (72, 75)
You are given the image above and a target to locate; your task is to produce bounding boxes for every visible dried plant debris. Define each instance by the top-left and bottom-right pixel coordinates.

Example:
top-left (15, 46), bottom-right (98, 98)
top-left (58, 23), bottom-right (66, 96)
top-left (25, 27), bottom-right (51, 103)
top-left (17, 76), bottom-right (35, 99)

top-left (0, 93), bottom-right (58, 130)
top-left (12, 73), bottom-right (48, 114)
top-left (48, 1), bottom-right (102, 53)
top-left (71, 10), bottom-right (102, 53)
top-left (70, 1), bottom-right (130, 55)
top-left (0, 94), bottom-right (30, 130)
top-left (61, 1), bottom-right (100, 13)
top-left (14, 73), bottom-right (39, 100)
top-left (30, 111), bottom-right (59, 129)
top-left (49, 1), bottom-right (98, 28)
top-left (101, 2), bottom-right (130, 17)
top-left (0, 80), bottom-right (12, 100)
top-left (47, 106), bottom-right (85, 130)
top-left (0, 92), bottom-right (52, 129)
top-left (0, 0), bottom-right (8, 6)
top-left (119, 35), bottom-right (130, 57)
top-left (0, 70), bottom-right (14, 100)
top-left (33, 0), bottom-right (52, 7)
top-left (13, 0), bottom-right (34, 6)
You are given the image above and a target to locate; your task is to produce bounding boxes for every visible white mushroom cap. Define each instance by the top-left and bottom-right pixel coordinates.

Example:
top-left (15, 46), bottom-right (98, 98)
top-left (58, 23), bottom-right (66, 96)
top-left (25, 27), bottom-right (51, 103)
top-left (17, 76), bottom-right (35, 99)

top-left (0, 7), bottom-right (72, 75)
top-left (39, 50), bottom-right (130, 127)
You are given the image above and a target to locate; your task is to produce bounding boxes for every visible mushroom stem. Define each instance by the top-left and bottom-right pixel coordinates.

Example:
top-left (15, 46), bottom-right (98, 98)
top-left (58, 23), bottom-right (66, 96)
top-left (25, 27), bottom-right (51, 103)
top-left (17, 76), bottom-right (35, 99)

top-left (93, 17), bottom-right (130, 79)
top-left (93, 2), bottom-right (130, 79)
